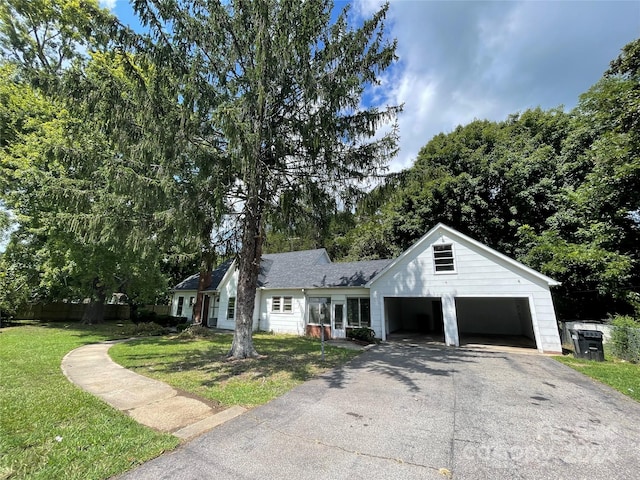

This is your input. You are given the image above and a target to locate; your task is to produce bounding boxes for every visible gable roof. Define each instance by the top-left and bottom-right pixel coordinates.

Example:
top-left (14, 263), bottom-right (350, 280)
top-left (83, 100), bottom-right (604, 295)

top-left (173, 260), bottom-right (233, 291)
top-left (173, 249), bottom-right (391, 291)
top-left (260, 257), bottom-right (392, 288)
top-left (366, 223), bottom-right (560, 287)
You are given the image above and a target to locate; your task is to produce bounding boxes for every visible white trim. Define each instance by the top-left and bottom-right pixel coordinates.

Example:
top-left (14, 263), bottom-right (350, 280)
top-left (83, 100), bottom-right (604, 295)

top-left (366, 223), bottom-right (560, 287)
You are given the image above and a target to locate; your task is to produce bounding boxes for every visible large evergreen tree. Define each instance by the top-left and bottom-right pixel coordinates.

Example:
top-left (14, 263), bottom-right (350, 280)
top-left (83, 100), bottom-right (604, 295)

top-left (127, 0), bottom-right (400, 357)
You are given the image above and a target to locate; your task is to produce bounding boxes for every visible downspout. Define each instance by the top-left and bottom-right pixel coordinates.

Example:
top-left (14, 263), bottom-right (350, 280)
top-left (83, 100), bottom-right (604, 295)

top-left (302, 288), bottom-right (307, 336)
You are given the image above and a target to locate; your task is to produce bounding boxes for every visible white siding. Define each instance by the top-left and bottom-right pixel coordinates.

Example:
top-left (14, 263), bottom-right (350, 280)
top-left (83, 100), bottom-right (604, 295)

top-left (370, 230), bottom-right (562, 353)
top-left (171, 292), bottom-right (197, 319)
top-left (258, 289), bottom-right (306, 335)
top-left (216, 270), bottom-right (239, 330)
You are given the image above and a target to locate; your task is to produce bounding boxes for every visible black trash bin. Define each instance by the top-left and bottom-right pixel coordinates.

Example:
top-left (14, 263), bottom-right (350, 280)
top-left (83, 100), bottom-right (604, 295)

top-left (569, 329), bottom-right (605, 361)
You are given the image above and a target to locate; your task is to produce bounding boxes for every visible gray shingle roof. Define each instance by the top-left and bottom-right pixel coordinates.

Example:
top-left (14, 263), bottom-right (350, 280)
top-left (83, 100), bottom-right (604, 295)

top-left (174, 249), bottom-right (392, 291)
top-left (173, 260), bottom-right (233, 291)
top-left (259, 257), bottom-right (392, 288)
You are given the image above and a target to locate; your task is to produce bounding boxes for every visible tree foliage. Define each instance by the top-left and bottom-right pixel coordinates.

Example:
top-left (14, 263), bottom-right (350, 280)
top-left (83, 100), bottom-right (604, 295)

top-left (126, 0), bottom-right (400, 357)
top-left (348, 38), bottom-right (640, 320)
top-left (0, 1), bottom-right (171, 322)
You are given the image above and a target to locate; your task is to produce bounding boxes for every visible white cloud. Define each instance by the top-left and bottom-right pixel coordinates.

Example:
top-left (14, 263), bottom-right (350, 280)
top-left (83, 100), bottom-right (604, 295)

top-left (99, 0), bottom-right (117, 10)
top-left (354, 0), bottom-right (640, 172)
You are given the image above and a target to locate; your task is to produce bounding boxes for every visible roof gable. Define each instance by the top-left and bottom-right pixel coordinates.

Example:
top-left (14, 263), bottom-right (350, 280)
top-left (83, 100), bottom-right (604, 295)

top-left (366, 223), bottom-right (560, 287)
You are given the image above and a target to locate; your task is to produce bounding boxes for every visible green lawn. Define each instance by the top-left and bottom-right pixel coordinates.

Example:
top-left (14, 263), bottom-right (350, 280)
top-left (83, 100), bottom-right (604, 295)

top-left (0, 321), bottom-right (179, 480)
top-left (555, 352), bottom-right (640, 402)
top-left (109, 332), bottom-right (361, 407)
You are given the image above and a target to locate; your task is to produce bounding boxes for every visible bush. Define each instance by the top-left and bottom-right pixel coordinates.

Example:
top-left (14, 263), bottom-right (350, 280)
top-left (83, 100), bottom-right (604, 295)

top-left (177, 325), bottom-right (218, 339)
top-left (347, 327), bottom-right (377, 344)
top-left (610, 315), bottom-right (640, 363)
top-left (132, 309), bottom-right (185, 327)
top-left (122, 322), bottom-right (168, 336)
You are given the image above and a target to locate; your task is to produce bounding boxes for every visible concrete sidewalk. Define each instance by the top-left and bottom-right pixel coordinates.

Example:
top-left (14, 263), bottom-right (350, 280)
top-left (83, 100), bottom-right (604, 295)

top-left (61, 341), bottom-right (246, 441)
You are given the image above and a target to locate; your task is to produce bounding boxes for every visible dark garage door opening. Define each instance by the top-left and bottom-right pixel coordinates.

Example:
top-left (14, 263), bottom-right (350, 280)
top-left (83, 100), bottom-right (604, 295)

top-left (455, 297), bottom-right (536, 349)
top-left (385, 297), bottom-right (445, 342)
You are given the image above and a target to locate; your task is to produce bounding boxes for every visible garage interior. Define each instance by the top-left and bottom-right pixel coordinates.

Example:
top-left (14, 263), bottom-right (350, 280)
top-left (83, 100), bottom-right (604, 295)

top-left (385, 297), bottom-right (445, 342)
top-left (385, 296), bottom-right (537, 349)
top-left (455, 297), bottom-right (536, 348)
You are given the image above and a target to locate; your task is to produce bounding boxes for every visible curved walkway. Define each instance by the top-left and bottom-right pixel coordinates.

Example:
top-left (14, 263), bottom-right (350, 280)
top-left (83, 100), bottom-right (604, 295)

top-left (61, 341), bottom-right (245, 441)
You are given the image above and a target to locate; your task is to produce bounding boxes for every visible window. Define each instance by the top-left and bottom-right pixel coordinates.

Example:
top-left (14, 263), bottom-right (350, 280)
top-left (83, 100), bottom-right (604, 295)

top-left (176, 296), bottom-right (184, 316)
top-left (271, 296), bottom-right (293, 313)
top-left (283, 296), bottom-right (293, 312)
top-left (227, 297), bottom-right (236, 319)
top-left (308, 297), bottom-right (331, 324)
top-left (434, 244), bottom-right (455, 272)
top-left (347, 298), bottom-right (370, 328)
top-left (189, 296), bottom-right (196, 307)
top-left (272, 296), bottom-right (281, 312)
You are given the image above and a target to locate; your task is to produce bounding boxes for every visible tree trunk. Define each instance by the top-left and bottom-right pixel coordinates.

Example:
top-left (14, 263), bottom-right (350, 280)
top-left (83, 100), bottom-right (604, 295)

top-left (228, 195), bottom-right (263, 359)
top-left (81, 281), bottom-right (107, 324)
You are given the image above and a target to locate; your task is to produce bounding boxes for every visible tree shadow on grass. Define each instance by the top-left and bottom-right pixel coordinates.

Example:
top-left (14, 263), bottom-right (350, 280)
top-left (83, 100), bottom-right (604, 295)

top-left (108, 333), bottom-right (360, 392)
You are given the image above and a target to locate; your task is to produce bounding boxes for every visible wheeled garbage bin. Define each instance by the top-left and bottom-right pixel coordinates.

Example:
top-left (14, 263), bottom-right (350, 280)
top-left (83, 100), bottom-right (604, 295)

top-left (569, 329), bottom-right (604, 361)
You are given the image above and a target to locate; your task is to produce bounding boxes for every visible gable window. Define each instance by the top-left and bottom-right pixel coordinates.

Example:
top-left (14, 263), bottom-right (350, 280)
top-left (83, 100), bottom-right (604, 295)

top-left (176, 296), bottom-right (185, 316)
top-left (271, 296), bottom-right (293, 313)
top-left (347, 298), bottom-right (370, 328)
top-left (434, 244), bottom-right (455, 272)
top-left (227, 297), bottom-right (236, 319)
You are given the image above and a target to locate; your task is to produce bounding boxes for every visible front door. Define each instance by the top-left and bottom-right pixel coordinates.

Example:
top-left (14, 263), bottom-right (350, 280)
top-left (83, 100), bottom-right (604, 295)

top-left (332, 302), bottom-right (346, 339)
top-left (202, 295), bottom-right (211, 327)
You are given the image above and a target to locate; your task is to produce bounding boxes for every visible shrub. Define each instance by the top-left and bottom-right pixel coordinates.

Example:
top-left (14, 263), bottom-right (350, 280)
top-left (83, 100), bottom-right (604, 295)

top-left (610, 315), bottom-right (640, 363)
top-left (177, 325), bottom-right (217, 339)
top-left (122, 322), bottom-right (168, 336)
top-left (347, 327), bottom-right (377, 344)
top-left (132, 309), bottom-right (185, 327)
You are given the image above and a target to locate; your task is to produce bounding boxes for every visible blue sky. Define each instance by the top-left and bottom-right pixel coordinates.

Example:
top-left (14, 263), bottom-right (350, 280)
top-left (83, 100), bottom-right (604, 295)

top-left (102, 0), bottom-right (640, 172)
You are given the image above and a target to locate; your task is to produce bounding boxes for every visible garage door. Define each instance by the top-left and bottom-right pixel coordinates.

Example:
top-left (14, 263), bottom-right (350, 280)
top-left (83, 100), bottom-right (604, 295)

top-left (455, 297), bottom-right (536, 348)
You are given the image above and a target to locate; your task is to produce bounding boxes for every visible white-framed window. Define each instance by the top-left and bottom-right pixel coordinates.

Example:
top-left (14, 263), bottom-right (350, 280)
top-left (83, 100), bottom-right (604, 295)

top-left (433, 244), bottom-right (455, 272)
top-left (189, 296), bottom-right (196, 307)
top-left (283, 296), bottom-right (293, 312)
top-left (272, 296), bottom-right (281, 312)
top-left (271, 296), bottom-right (293, 313)
top-left (227, 297), bottom-right (236, 319)
top-left (346, 298), bottom-right (370, 328)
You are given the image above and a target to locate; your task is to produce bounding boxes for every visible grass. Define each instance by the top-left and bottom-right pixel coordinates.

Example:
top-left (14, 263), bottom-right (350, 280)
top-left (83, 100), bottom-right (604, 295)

top-left (109, 331), bottom-right (362, 408)
top-left (0, 321), bottom-right (179, 480)
top-left (555, 345), bottom-right (640, 402)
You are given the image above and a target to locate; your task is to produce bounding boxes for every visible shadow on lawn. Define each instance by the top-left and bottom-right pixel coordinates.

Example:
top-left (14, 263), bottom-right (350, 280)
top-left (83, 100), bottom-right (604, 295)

top-left (112, 332), bottom-right (359, 387)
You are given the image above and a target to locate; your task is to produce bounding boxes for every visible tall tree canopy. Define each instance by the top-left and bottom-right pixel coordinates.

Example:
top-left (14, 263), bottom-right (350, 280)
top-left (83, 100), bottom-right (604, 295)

top-left (0, 1), bottom-right (172, 321)
top-left (348, 38), bottom-right (640, 320)
top-left (124, 0), bottom-right (400, 357)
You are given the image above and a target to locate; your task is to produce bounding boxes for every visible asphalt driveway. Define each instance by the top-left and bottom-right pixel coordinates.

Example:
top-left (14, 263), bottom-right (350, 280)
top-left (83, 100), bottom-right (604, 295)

top-left (118, 343), bottom-right (640, 480)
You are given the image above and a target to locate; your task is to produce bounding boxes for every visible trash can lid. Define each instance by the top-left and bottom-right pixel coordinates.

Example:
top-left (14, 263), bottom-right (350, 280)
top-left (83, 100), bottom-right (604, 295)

top-left (578, 329), bottom-right (603, 338)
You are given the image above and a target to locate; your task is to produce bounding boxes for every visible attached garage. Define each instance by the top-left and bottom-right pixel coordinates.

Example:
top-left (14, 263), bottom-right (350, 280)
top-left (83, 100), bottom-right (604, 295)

top-left (385, 297), bottom-right (444, 339)
top-left (367, 224), bottom-right (563, 354)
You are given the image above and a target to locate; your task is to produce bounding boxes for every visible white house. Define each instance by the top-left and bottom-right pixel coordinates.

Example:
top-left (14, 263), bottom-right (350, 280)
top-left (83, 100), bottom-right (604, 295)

top-left (171, 224), bottom-right (563, 353)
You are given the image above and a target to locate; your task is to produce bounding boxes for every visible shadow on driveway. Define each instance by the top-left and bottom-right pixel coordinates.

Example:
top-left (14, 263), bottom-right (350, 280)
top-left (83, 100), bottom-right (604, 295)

top-left (118, 343), bottom-right (640, 480)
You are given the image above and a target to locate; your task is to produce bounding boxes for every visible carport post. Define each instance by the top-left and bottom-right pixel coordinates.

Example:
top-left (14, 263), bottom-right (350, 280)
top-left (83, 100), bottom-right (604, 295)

top-left (441, 295), bottom-right (460, 347)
